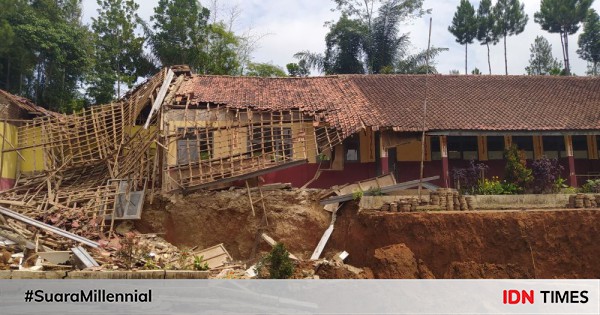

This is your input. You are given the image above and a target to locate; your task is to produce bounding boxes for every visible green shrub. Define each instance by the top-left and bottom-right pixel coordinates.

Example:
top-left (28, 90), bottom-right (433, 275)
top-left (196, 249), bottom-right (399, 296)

top-left (475, 177), bottom-right (519, 195)
top-left (256, 243), bottom-right (294, 279)
top-left (504, 145), bottom-right (532, 191)
top-left (193, 255), bottom-right (210, 271)
top-left (352, 190), bottom-right (364, 200)
top-left (581, 179), bottom-right (600, 193)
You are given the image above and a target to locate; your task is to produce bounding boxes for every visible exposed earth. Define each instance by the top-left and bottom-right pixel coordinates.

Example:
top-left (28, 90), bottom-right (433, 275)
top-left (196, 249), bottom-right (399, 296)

top-left (137, 188), bottom-right (600, 279)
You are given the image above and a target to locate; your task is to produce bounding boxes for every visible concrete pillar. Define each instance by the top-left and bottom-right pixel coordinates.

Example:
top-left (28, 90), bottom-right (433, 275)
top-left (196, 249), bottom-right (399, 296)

top-left (440, 135), bottom-right (449, 188)
top-left (564, 135), bottom-right (577, 187)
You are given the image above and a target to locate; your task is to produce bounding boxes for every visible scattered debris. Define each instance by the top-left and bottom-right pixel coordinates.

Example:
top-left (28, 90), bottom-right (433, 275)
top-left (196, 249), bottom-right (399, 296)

top-left (261, 233), bottom-right (298, 260)
top-left (192, 243), bottom-right (232, 269)
top-left (71, 246), bottom-right (99, 269)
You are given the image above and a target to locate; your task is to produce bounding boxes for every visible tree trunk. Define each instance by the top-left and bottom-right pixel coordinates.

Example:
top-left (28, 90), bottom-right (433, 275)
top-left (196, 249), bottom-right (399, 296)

top-left (503, 34), bottom-right (508, 75)
top-left (594, 61), bottom-right (598, 76)
top-left (465, 43), bottom-right (468, 75)
top-left (563, 32), bottom-right (570, 75)
top-left (559, 31), bottom-right (567, 73)
top-left (5, 59), bottom-right (10, 90)
top-left (486, 43), bottom-right (491, 75)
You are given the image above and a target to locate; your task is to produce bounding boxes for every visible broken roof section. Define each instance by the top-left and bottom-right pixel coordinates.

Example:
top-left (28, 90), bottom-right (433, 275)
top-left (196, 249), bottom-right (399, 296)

top-left (179, 74), bottom-right (600, 133)
top-left (176, 75), bottom-right (369, 138)
top-left (0, 89), bottom-right (62, 119)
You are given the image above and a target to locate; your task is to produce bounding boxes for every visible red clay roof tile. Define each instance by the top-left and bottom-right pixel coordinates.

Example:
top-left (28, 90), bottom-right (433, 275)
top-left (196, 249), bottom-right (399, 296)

top-left (177, 74), bottom-right (600, 134)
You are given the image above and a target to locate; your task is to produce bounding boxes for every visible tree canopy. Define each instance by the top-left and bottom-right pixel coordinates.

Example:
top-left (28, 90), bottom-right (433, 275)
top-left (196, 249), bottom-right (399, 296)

top-left (535, 0), bottom-right (594, 75)
top-left (294, 0), bottom-right (445, 75)
top-left (577, 9), bottom-right (600, 75)
top-left (494, 0), bottom-right (529, 75)
top-left (476, 0), bottom-right (499, 74)
top-left (525, 35), bottom-right (563, 75)
top-left (448, 0), bottom-right (478, 74)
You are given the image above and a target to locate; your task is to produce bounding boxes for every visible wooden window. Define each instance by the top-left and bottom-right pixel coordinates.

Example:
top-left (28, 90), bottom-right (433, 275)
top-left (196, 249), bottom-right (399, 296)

top-left (447, 136), bottom-right (478, 160)
top-left (344, 134), bottom-right (360, 162)
top-left (542, 136), bottom-right (566, 159)
top-left (177, 128), bottom-right (211, 165)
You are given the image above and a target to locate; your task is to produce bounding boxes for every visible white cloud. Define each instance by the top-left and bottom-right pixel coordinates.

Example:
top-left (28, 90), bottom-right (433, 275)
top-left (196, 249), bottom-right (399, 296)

top-left (81, 0), bottom-right (600, 75)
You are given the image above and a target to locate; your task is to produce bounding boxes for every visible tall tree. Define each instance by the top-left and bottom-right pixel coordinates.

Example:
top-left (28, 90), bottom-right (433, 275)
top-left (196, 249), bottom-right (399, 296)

top-left (149, 0), bottom-right (210, 70)
top-left (0, 0), bottom-right (34, 94)
top-left (577, 9), bottom-right (600, 75)
top-left (395, 47), bottom-right (448, 74)
top-left (0, 0), bottom-right (92, 112)
top-left (534, 0), bottom-right (594, 75)
top-left (494, 0), bottom-right (528, 75)
top-left (286, 61), bottom-right (310, 77)
top-left (323, 14), bottom-right (366, 74)
top-left (525, 36), bottom-right (563, 75)
top-left (333, 0), bottom-right (426, 73)
top-left (149, 0), bottom-right (240, 75)
top-left (91, 0), bottom-right (152, 104)
top-left (245, 62), bottom-right (286, 77)
top-left (476, 0), bottom-right (499, 74)
top-left (201, 23), bottom-right (240, 75)
top-left (448, 0), bottom-right (477, 75)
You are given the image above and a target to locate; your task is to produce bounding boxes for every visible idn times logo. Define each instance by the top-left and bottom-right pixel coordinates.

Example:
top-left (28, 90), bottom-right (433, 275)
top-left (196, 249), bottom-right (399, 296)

top-left (503, 290), bottom-right (589, 304)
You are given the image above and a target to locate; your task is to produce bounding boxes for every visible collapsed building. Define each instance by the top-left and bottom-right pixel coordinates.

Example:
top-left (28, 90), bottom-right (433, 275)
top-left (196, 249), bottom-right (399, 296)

top-left (0, 66), bottom-right (599, 267)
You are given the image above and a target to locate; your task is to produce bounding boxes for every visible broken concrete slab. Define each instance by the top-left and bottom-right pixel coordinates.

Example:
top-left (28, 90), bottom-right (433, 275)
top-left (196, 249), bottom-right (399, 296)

top-left (37, 251), bottom-right (70, 265)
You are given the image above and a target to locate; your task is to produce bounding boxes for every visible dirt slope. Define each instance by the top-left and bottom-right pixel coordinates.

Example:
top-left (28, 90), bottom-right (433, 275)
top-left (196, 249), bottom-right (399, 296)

top-left (328, 205), bottom-right (600, 278)
top-left (138, 190), bottom-right (600, 278)
top-left (137, 189), bottom-right (330, 260)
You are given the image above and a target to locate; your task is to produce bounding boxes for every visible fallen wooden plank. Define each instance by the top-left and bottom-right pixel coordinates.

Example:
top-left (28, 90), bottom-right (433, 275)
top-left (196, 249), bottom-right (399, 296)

top-left (192, 243), bottom-right (232, 269)
top-left (310, 225), bottom-right (334, 260)
top-left (261, 233), bottom-right (298, 260)
top-left (320, 176), bottom-right (440, 205)
top-left (143, 69), bottom-right (175, 129)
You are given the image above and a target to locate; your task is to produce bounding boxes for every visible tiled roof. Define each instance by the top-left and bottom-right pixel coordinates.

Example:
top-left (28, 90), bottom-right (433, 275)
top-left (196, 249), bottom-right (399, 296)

top-left (177, 75), bottom-right (370, 136)
top-left (0, 89), bottom-right (62, 119)
top-left (347, 74), bottom-right (600, 132)
top-left (176, 74), bottom-right (600, 134)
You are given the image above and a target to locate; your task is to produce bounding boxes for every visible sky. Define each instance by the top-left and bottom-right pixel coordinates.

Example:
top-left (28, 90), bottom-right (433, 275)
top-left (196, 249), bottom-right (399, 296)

top-left (81, 0), bottom-right (600, 76)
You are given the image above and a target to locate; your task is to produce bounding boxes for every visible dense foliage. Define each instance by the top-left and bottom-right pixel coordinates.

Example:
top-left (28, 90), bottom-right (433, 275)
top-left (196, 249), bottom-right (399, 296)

top-left (504, 145), bottom-right (533, 191)
top-left (530, 156), bottom-right (564, 193)
top-left (293, 0), bottom-right (448, 75)
top-left (256, 243), bottom-right (295, 279)
top-left (525, 36), bottom-right (563, 75)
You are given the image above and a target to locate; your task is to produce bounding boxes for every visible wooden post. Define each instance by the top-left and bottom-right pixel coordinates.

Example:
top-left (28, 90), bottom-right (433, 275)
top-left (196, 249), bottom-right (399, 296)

top-left (440, 135), bottom-right (449, 188)
top-left (477, 136), bottom-right (488, 161)
top-left (587, 135), bottom-right (598, 160)
top-left (533, 136), bottom-right (543, 160)
top-left (564, 135), bottom-right (577, 187)
top-left (504, 135), bottom-right (512, 149)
